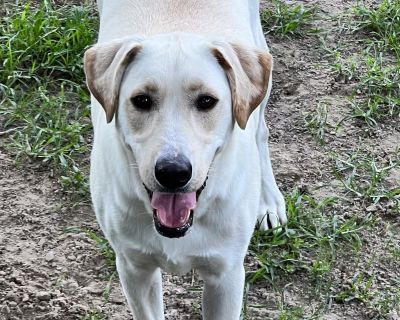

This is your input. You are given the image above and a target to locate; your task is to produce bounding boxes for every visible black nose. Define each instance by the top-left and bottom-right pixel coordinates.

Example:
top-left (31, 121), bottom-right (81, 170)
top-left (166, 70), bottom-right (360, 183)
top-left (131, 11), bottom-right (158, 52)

top-left (155, 155), bottom-right (192, 190)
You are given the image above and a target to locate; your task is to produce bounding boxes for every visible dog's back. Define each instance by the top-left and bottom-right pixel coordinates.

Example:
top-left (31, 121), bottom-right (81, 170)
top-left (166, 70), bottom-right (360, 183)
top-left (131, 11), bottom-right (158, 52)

top-left (97, 0), bottom-right (257, 44)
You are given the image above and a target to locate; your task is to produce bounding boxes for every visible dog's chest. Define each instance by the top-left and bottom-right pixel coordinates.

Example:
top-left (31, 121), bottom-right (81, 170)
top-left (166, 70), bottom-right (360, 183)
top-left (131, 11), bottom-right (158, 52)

top-left (153, 251), bottom-right (227, 278)
top-left (156, 256), bottom-right (192, 275)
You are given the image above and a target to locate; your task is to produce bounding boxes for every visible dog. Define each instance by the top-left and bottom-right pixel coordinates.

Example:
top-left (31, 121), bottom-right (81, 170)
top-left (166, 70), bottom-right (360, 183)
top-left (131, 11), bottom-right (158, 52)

top-left (84, 0), bottom-right (287, 318)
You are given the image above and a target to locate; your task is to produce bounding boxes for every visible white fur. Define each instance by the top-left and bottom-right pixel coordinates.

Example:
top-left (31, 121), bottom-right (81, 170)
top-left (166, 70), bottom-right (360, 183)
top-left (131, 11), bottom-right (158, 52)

top-left (88, 1), bottom-right (286, 319)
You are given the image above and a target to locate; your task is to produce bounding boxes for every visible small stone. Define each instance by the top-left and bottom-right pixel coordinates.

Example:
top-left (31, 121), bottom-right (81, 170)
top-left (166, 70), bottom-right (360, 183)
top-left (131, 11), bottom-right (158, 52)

top-left (37, 291), bottom-right (51, 301)
top-left (22, 293), bottom-right (29, 302)
top-left (67, 255), bottom-right (76, 261)
top-left (45, 250), bottom-right (55, 262)
top-left (84, 282), bottom-right (103, 295)
top-left (109, 291), bottom-right (125, 304)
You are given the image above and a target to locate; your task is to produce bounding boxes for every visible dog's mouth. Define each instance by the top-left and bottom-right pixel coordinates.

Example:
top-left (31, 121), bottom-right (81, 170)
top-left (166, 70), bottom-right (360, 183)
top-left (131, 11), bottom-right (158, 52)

top-left (144, 180), bottom-right (207, 238)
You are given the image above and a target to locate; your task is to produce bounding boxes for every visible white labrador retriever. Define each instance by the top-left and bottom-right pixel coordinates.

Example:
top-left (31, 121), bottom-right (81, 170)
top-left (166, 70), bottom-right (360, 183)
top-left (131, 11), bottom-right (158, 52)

top-left (84, 0), bottom-right (287, 318)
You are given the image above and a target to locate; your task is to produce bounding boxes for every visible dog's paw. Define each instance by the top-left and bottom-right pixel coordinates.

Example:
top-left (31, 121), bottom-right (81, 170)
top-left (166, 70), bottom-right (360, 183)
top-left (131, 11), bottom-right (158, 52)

top-left (257, 190), bottom-right (287, 231)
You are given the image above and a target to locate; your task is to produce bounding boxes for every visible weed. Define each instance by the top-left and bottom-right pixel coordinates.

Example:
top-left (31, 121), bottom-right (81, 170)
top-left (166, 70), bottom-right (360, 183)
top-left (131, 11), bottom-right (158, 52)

top-left (247, 189), bottom-right (368, 285)
top-left (329, 51), bottom-right (399, 125)
top-left (261, 0), bottom-right (317, 36)
top-left (304, 102), bottom-right (333, 144)
top-left (0, 1), bottom-right (97, 194)
top-left (278, 306), bottom-right (305, 320)
top-left (1, 83), bottom-right (91, 194)
top-left (84, 229), bottom-right (116, 272)
top-left (80, 309), bottom-right (106, 320)
top-left (328, 50), bottom-right (360, 83)
top-left (332, 149), bottom-right (399, 203)
top-left (352, 0), bottom-right (400, 57)
top-left (353, 53), bottom-right (400, 122)
top-left (334, 273), bottom-right (375, 303)
top-left (0, 1), bottom-right (97, 89)
top-left (325, 1), bottom-right (400, 125)
top-left (391, 248), bottom-right (400, 259)
top-left (372, 289), bottom-right (400, 316)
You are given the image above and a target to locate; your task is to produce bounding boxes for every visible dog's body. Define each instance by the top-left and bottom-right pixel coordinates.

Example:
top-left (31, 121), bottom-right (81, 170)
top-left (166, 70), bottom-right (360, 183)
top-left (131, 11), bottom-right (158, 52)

top-left (85, 0), bottom-right (286, 318)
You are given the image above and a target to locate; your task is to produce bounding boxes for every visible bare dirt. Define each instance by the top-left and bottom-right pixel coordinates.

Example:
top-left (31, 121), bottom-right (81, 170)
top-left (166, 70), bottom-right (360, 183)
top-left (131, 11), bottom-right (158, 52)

top-left (0, 0), bottom-right (399, 319)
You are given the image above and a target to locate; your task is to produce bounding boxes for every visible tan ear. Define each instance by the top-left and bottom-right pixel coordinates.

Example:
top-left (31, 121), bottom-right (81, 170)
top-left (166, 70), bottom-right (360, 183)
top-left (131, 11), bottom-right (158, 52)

top-left (212, 42), bottom-right (273, 129)
top-left (84, 38), bottom-right (143, 123)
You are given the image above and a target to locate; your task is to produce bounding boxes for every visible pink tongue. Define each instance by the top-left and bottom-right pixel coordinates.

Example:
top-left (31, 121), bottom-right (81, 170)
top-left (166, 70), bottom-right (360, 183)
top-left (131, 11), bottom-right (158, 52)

top-left (151, 192), bottom-right (197, 228)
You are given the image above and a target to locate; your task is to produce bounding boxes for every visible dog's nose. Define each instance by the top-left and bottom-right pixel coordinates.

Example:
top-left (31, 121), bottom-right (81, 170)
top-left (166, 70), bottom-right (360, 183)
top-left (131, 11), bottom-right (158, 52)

top-left (155, 155), bottom-right (192, 190)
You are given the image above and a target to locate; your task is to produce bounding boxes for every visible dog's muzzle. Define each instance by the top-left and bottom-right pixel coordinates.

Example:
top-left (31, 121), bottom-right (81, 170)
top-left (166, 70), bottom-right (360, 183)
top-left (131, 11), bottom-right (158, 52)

top-left (145, 178), bottom-right (207, 238)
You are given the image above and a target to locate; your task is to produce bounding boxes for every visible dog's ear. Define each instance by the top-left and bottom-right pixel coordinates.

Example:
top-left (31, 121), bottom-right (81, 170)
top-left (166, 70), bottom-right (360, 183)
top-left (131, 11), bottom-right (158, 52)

top-left (84, 38), bottom-right (143, 123)
top-left (211, 42), bottom-right (273, 129)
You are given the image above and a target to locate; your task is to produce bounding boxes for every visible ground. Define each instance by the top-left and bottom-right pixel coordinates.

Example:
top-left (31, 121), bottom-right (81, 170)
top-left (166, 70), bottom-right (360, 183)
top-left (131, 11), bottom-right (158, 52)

top-left (0, 0), bottom-right (399, 319)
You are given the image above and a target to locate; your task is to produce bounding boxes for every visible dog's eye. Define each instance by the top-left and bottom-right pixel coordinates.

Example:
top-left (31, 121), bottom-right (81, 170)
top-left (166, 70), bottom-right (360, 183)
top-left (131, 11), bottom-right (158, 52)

top-left (196, 95), bottom-right (218, 111)
top-left (131, 94), bottom-right (153, 111)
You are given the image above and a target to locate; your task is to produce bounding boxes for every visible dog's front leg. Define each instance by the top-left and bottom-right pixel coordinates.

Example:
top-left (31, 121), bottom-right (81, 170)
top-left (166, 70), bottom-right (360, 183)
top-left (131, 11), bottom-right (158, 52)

top-left (256, 101), bottom-right (287, 230)
top-left (201, 264), bottom-right (245, 320)
top-left (116, 254), bottom-right (164, 320)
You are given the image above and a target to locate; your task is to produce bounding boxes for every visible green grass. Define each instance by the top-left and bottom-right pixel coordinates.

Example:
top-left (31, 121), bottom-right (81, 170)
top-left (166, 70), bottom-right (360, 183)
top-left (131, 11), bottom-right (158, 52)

top-left (333, 267), bottom-right (400, 316)
top-left (278, 307), bottom-right (306, 320)
top-left (331, 149), bottom-right (399, 205)
top-left (0, 1), bottom-right (98, 194)
top-left (352, 0), bottom-right (400, 57)
top-left (1, 84), bottom-right (91, 193)
top-left (0, 1), bottom-right (97, 89)
top-left (304, 102), bottom-right (333, 144)
top-left (261, 0), bottom-right (317, 36)
top-left (334, 273), bottom-right (375, 303)
top-left (247, 190), bottom-right (370, 284)
top-left (326, 0), bottom-right (400, 125)
top-left (243, 189), bottom-right (376, 318)
top-left (332, 51), bottom-right (400, 125)
top-left (80, 309), bottom-right (106, 320)
top-left (84, 228), bottom-right (116, 273)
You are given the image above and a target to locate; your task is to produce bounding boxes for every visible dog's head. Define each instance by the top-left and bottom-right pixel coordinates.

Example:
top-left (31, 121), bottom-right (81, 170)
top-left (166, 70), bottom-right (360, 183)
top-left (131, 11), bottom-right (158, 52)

top-left (84, 33), bottom-right (272, 238)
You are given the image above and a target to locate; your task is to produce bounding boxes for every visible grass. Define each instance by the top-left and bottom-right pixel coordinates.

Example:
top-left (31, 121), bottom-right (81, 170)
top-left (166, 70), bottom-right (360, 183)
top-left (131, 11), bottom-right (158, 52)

top-left (248, 190), bottom-right (369, 284)
top-left (326, 0), bottom-right (400, 125)
top-left (84, 228), bottom-right (116, 273)
top-left (331, 149), bottom-right (399, 206)
top-left (333, 262), bottom-right (400, 315)
top-left (1, 84), bottom-right (91, 193)
top-left (304, 102), bottom-right (333, 144)
top-left (352, 0), bottom-right (400, 58)
top-left (0, 0), bottom-right (97, 195)
top-left (261, 0), bottom-right (317, 36)
top-left (80, 309), bottom-right (106, 320)
top-left (243, 189), bottom-right (374, 318)
top-left (0, 1), bottom-right (97, 89)
top-left (332, 51), bottom-right (400, 126)
top-left (334, 273), bottom-right (375, 303)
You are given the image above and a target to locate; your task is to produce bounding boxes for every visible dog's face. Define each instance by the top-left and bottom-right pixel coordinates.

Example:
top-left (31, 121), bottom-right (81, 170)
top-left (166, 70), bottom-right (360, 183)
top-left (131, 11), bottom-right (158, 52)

top-left (84, 33), bottom-right (272, 238)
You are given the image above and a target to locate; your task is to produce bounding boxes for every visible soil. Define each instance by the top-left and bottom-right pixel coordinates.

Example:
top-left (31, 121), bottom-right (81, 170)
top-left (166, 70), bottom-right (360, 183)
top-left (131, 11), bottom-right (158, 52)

top-left (0, 0), bottom-right (399, 320)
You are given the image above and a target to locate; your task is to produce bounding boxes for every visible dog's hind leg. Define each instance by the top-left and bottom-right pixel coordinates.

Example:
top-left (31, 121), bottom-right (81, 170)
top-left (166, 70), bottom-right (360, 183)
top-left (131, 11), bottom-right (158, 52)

top-left (116, 254), bottom-right (164, 320)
